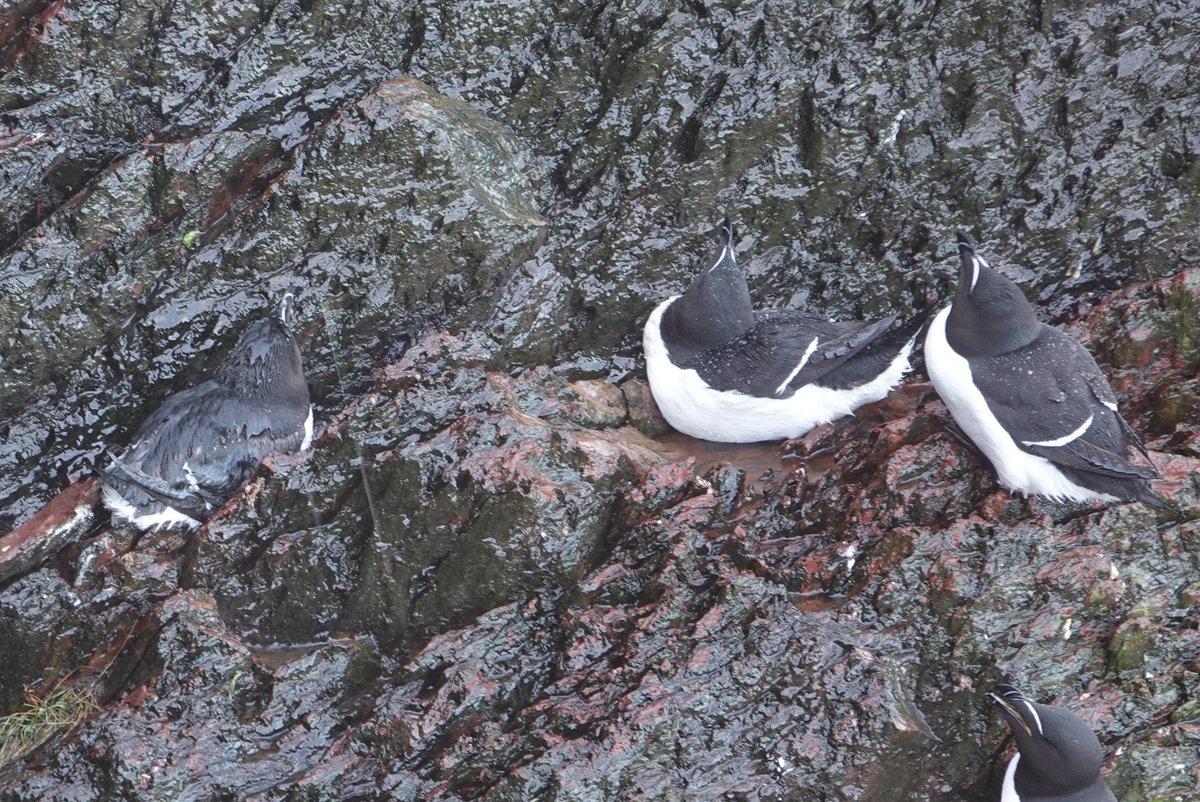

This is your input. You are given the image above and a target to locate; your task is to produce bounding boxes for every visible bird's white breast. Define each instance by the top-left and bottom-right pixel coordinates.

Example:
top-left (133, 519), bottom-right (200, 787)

top-left (1001, 753), bottom-right (1021, 802)
top-left (301, 405), bottom-right (315, 450)
top-left (101, 483), bottom-right (203, 531)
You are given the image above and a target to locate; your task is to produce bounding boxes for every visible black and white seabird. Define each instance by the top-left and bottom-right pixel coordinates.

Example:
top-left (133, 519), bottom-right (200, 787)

top-left (989, 684), bottom-right (1116, 802)
top-left (924, 236), bottom-right (1164, 506)
top-left (642, 220), bottom-right (920, 443)
top-left (101, 293), bottom-right (314, 530)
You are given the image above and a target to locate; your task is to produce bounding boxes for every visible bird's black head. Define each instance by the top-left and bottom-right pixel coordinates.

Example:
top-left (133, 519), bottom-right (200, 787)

top-left (218, 293), bottom-right (309, 403)
top-left (660, 219), bottom-right (755, 360)
top-left (945, 236), bottom-right (1042, 357)
top-left (989, 684), bottom-right (1108, 797)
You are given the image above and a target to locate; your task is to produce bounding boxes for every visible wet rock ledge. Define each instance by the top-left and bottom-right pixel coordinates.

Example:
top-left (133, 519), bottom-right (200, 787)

top-left (2, 1), bottom-right (1199, 800)
top-left (1, 268), bottom-right (1198, 802)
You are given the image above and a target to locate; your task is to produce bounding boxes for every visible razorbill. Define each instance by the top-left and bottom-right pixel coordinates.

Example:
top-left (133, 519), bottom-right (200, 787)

top-left (989, 683), bottom-right (1117, 802)
top-left (101, 293), bottom-right (314, 530)
top-left (642, 220), bottom-right (920, 443)
top-left (924, 236), bottom-right (1164, 506)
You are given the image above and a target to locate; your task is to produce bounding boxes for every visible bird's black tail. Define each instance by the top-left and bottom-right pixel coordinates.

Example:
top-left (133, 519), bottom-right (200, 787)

top-left (1055, 464), bottom-right (1176, 512)
top-left (815, 310), bottom-right (927, 391)
top-left (99, 459), bottom-right (218, 523)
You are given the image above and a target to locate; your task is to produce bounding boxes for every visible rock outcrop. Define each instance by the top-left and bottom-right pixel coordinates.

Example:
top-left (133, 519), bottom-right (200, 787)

top-left (1, 1), bottom-right (1198, 800)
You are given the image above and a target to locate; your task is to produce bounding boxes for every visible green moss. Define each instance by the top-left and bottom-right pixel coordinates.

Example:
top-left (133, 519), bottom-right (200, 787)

top-left (0, 684), bottom-right (96, 770)
top-left (1162, 282), bottom-right (1200, 368)
top-left (1151, 388), bottom-right (1199, 430)
top-left (1169, 697), bottom-right (1200, 723)
top-left (1109, 622), bottom-right (1155, 672)
top-left (1085, 585), bottom-right (1111, 614)
top-left (1176, 581), bottom-right (1200, 608)
top-left (1109, 743), bottom-right (1200, 801)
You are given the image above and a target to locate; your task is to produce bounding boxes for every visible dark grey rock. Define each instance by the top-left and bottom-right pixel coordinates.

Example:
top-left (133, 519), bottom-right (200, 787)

top-left (0, 2), bottom-right (1198, 801)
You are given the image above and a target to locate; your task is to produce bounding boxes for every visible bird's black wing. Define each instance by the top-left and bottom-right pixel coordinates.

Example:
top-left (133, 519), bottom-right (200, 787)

top-left (969, 326), bottom-right (1159, 481)
top-left (678, 311), bottom-right (902, 397)
top-left (115, 382), bottom-right (309, 519)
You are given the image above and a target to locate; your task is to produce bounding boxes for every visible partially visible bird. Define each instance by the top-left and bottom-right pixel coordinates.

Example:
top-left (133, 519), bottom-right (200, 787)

top-left (924, 235), bottom-right (1164, 506)
top-left (642, 220), bottom-right (921, 443)
top-left (101, 293), bottom-right (313, 529)
top-left (988, 683), bottom-right (1116, 802)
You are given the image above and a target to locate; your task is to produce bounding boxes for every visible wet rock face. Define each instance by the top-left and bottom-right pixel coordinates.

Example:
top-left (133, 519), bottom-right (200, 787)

top-left (3, 0), bottom-right (1199, 527)
top-left (2, 269), bottom-right (1197, 801)
top-left (1, 1), bottom-right (1199, 801)
top-left (191, 332), bottom-right (663, 648)
top-left (0, 38), bottom-right (547, 529)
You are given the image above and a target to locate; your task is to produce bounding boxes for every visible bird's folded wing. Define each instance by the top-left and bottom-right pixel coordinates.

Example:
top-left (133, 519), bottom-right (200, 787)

top-left (970, 337), bottom-right (1159, 480)
top-left (119, 388), bottom-right (307, 514)
top-left (682, 313), bottom-right (899, 397)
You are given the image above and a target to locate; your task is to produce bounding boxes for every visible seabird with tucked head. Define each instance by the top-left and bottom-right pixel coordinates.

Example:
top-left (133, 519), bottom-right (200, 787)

top-left (101, 293), bottom-right (313, 529)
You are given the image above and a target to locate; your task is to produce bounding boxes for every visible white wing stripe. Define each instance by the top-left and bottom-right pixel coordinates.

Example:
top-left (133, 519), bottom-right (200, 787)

top-left (1017, 417), bottom-right (1094, 449)
top-left (1022, 414), bottom-right (1094, 448)
top-left (775, 336), bottom-right (820, 396)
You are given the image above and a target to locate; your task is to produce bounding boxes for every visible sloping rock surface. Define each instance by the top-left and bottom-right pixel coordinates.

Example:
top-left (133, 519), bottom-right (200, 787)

top-left (1, 2), bottom-right (1198, 801)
